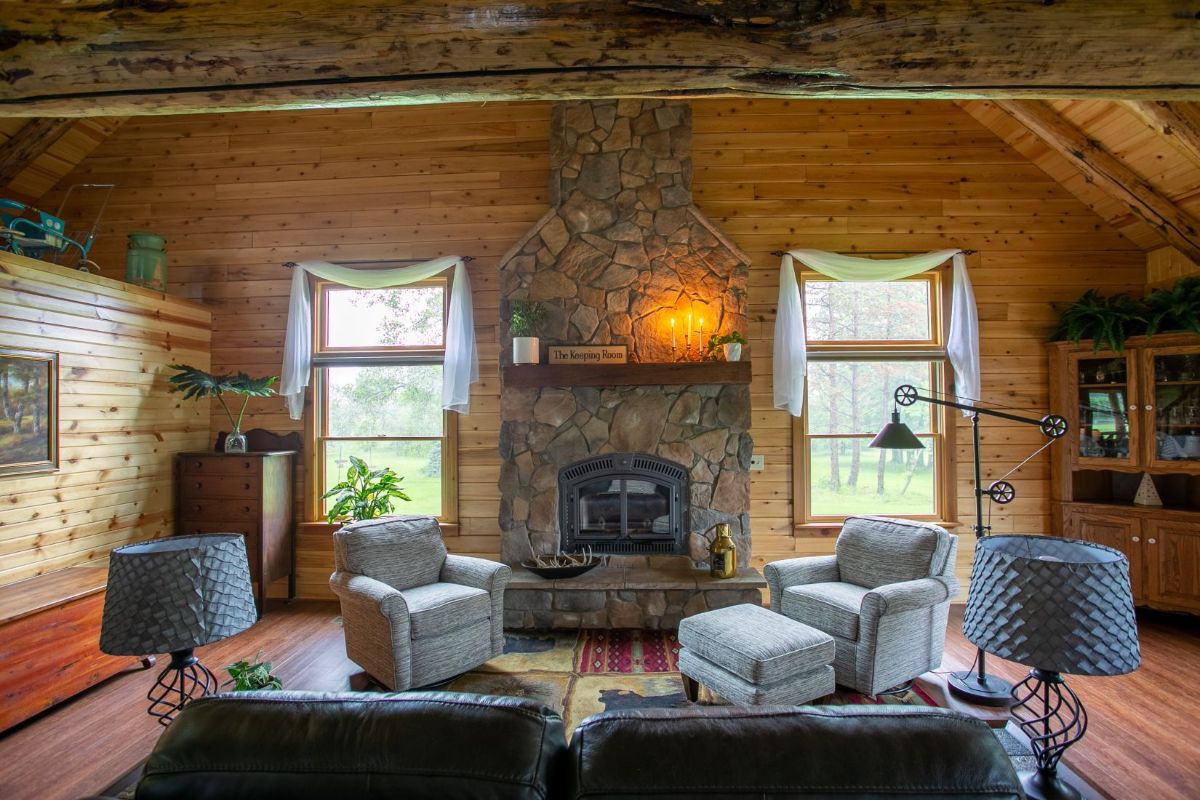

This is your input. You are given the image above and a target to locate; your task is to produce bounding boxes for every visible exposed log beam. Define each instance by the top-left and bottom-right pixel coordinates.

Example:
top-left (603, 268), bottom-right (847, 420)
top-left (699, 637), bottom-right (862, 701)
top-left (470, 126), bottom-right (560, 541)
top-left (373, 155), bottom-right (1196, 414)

top-left (0, 1), bottom-right (1198, 117)
top-left (1123, 101), bottom-right (1200, 168)
top-left (994, 100), bottom-right (1200, 265)
top-left (0, 118), bottom-right (75, 187)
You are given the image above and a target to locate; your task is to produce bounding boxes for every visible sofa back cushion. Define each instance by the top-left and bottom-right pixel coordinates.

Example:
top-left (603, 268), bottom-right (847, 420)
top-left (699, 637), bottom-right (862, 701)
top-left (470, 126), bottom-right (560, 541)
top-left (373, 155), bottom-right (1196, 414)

top-left (333, 516), bottom-right (446, 590)
top-left (136, 692), bottom-right (567, 800)
top-left (568, 705), bottom-right (1021, 799)
top-left (836, 516), bottom-right (953, 588)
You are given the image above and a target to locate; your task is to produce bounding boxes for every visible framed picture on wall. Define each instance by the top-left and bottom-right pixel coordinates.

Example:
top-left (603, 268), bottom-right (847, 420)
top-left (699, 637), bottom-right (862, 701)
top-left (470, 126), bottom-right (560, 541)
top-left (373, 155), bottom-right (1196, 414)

top-left (0, 348), bottom-right (58, 477)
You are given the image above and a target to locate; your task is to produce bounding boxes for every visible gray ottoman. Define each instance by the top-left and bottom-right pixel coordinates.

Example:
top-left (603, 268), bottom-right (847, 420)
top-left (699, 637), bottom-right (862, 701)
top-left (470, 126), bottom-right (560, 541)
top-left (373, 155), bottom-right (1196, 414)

top-left (678, 603), bottom-right (836, 705)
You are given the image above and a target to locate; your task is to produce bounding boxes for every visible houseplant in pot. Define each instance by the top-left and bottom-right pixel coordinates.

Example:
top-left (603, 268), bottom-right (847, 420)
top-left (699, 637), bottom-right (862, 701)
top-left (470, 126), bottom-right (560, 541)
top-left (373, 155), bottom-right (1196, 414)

top-left (509, 299), bottom-right (546, 365)
top-left (167, 364), bottom-right (277, 453)
top-left (224, 651), bottom-right (283, 691)
top-left (707, 331), bottom-right (747, 362)
top-left (323, 455), bottom-right (411, 525)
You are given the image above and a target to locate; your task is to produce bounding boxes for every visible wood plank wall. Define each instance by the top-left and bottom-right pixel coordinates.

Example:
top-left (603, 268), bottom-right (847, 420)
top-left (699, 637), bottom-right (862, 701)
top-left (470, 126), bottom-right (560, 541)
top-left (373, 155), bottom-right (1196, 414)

top-left (0, 252), bottom-right (211, 587)
top-left (50, 99), bottom-right (1146, 598)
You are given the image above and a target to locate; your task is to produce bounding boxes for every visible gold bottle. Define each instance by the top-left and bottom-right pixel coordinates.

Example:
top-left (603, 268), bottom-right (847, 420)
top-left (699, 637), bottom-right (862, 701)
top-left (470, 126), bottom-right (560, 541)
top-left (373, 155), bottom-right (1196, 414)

top-left (707, 523), bottom-right (737, 579)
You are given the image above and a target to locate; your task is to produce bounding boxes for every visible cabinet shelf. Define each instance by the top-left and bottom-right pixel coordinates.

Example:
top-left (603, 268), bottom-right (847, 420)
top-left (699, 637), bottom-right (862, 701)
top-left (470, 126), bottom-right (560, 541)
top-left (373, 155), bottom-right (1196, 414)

top-left (1078, 383), bottom-right (1128, 389)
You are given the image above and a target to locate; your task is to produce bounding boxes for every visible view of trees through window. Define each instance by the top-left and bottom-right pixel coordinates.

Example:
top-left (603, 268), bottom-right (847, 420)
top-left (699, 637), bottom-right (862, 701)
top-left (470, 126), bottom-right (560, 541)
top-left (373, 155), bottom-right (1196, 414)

top-left (321, 286), bottom-right (447, 517)
top-left (803, 278), bottom-right (942, 519)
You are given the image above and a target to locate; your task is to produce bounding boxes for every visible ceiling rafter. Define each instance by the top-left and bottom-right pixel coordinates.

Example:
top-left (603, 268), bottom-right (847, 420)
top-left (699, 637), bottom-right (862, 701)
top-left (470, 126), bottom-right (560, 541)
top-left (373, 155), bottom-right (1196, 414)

top-left (992, 100), bottom-right (1200, 264)
top-left (1123, 101), bottom-right (1200, 168)
top-left (0, 118), bottom-right (75, 189)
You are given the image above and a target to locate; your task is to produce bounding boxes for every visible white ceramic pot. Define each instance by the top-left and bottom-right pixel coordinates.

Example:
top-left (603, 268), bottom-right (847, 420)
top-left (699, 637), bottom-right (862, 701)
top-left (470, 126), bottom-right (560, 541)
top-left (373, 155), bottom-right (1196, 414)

top-left (513, 336), bottom-right (540, 365)
top-left (722, 342), bottom-right (742, 362)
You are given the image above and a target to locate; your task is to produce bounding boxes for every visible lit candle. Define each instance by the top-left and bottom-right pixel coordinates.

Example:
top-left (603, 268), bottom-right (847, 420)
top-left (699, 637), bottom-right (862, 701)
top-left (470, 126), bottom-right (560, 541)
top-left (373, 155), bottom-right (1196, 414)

top-left (699, 317), bottom-right (704, 347)
top-left (670, 317), bottom-right (676, 349)
top-left (686, 312), bottom-right (693, 347)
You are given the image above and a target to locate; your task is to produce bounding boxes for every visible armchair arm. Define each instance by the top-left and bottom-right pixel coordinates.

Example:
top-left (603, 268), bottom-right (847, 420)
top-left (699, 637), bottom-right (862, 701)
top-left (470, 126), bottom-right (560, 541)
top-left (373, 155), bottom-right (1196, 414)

top-left (763, 555), bottom-right (840, 612)
top-left (329, 572), bottom-right (409, 619)
top-left (441, 554), bottom-right (512, 594)
top-left (861, 576), bottom-right (959, 620)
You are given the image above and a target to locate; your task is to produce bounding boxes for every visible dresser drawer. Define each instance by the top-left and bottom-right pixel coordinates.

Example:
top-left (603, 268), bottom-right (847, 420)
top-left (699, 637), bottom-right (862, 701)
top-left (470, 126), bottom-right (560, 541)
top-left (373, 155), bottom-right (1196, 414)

top-left (178, 475), bottom-right (261, 498)
top-left (179, 499), bottom-right (260, 520)
top-left (179, 456), bottom-right (262, 476)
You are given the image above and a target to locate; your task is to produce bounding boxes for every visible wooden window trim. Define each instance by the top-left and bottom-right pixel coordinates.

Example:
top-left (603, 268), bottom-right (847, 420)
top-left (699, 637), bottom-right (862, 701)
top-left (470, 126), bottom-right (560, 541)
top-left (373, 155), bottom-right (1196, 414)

top-left (791, 268), bottom-right (957, 533)
top-left (307, 276), bottom-right (458, 524)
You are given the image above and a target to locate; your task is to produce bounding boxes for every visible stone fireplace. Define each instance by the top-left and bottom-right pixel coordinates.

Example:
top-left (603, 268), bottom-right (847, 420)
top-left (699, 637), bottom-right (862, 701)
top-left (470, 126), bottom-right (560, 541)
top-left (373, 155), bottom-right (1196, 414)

top-left (497, 99), bottom-right (763, 628)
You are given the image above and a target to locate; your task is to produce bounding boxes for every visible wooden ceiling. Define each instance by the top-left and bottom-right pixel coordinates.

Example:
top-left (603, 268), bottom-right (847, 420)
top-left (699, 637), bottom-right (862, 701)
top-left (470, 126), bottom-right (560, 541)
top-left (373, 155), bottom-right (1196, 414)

top-left (0, 118), bottom-right (124, 203)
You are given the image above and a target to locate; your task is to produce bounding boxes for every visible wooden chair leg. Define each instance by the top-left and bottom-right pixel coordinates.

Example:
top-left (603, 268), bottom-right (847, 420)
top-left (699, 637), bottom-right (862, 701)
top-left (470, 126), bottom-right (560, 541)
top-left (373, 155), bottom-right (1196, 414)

top-left (681, 672), bottom-right (700, 702)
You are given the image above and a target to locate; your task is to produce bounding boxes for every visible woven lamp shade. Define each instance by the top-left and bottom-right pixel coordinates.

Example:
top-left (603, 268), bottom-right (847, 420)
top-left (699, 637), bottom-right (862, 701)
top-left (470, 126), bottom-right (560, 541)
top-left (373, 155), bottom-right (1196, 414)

top-left (963, 535), bottom-right (1140, 677)
top-left (100, 534), bottom-right (257, 656)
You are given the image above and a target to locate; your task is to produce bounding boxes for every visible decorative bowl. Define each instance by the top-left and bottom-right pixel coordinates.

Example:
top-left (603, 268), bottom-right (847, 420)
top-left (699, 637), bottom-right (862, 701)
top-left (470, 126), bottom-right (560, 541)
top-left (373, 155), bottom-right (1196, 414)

top-left (521, 558), bottom-right (601, 580)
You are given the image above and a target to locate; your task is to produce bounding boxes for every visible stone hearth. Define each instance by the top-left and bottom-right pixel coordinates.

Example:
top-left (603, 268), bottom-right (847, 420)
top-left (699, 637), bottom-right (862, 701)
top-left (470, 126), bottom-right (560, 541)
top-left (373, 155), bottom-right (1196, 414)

top-left (496, 99), bottom-right (755, 627)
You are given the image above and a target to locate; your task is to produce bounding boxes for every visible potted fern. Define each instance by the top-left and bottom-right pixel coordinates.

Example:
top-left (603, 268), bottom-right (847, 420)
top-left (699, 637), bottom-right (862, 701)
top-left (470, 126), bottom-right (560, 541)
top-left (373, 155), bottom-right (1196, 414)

top-left (323, 455), bottom-right (411, 524)
top-left (509, 299), bottom-right (546, 365)
top-left (168, 364), bottom-right (277, 453)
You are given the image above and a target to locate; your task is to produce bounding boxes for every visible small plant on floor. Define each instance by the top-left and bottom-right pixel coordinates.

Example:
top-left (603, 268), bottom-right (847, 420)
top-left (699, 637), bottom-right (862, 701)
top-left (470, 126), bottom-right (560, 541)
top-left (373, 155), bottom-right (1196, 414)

top-left (323, 455), bottom-right (411, 523)
top-left (224, 651), bottom-right (283, 692)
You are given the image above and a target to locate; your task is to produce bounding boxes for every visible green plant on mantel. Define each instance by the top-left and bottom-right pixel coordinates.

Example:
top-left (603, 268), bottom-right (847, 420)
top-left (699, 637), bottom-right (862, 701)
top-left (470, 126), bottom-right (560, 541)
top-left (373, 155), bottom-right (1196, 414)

top-left (224, 651), bottom-right (283, 692)
top-left (509, 299), bottom-right (546, 337)
top-left (706, 331), bottom-right (747, 353)
top-left (167, 363), bottom-right (277, 432)
top-left (322, 455), bottom-right (411, 523)
top-left (1051, 277), bottom-right (1200, 352)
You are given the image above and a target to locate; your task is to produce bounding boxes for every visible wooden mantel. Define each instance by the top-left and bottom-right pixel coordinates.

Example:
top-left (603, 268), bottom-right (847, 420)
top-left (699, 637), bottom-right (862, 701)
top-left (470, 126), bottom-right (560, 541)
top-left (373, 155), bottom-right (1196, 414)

top-left (503, 361), bottom-right (751, 388)
top-left (2, 2), bottom-right (1198, 116)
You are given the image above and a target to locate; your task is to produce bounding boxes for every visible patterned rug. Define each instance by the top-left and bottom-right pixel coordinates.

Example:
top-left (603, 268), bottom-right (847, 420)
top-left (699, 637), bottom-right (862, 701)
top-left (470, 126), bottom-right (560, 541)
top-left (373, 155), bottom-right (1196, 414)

top-left (437, 629), bottom-right (938, 736)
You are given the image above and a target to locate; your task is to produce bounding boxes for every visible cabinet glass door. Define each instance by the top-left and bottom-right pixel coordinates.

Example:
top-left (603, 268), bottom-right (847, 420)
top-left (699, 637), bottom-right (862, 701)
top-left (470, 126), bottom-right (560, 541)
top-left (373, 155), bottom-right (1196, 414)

top-left (1146, 348), bottom-right (1200, 469)
top-left (1074, 354), bottom-right (1137, 466)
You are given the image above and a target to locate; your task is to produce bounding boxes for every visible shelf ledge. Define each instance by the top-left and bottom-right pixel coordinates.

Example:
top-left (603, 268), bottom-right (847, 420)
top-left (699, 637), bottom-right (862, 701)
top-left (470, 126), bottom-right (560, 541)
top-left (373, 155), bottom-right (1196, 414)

top-left (502, 361), bottom-right (751, 388)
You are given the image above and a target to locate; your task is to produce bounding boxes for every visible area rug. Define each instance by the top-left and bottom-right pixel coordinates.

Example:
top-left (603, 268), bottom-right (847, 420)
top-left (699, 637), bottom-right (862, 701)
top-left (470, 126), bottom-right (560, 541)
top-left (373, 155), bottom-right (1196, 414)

top-left (438, 629), bottom-right (938, 735)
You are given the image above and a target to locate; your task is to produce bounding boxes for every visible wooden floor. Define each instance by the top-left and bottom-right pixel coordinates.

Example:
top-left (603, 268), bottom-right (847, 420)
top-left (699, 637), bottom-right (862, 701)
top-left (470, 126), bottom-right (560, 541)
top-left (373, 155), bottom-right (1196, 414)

top-left (0, 601), bottom-right (1197, 800)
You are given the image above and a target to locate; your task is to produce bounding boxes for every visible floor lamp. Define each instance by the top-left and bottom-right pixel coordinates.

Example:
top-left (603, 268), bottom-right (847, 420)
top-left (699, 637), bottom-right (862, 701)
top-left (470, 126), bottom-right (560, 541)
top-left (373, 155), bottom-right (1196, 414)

top-left (870, 384), bottom-right (1068, 706)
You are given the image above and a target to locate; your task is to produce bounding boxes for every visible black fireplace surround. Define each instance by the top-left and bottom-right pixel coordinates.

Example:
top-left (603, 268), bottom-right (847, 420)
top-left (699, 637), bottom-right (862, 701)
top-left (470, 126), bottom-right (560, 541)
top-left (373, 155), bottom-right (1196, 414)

top-left (558, 453), bottom-right (688, 555)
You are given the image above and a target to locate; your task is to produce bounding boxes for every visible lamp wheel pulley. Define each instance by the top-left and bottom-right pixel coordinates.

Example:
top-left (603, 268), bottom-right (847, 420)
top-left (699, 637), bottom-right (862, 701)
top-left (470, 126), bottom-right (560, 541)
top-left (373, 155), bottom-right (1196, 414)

top-left (895, 385), bottom-right (919, 407)
top-left (1040, 414), bottom-right (1069, 439)
top-left (987, 480), bottom-right (1016, 505)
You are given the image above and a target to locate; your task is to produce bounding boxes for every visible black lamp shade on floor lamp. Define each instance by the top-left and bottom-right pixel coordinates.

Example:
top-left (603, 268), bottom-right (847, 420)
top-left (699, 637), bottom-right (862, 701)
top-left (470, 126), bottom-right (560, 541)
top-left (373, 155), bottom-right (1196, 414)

top-left (964, 535), bottom-right (1140, 800)
top-left (100, 534), bottom-right (257, 724)
top-left (868, 410), bottom-right (925, 450)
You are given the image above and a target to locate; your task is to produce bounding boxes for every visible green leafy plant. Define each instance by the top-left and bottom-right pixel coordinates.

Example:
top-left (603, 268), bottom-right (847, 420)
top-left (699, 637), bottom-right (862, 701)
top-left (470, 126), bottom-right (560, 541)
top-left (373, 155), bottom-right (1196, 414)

top-left (224, 651), bottom-right (283, 692)
top-left (706, 331), bottom-right (747, 353)
top-left (168, 364), bottom-right (277, 433)
top-left (1144, 277), bottom-right (1200, 336)
top-left (1049, 290), bottom-right (1148, 352)
top-left (323, 455), bottom-right (411, 523)
top-left (509, 300), bottom-right (546, 338)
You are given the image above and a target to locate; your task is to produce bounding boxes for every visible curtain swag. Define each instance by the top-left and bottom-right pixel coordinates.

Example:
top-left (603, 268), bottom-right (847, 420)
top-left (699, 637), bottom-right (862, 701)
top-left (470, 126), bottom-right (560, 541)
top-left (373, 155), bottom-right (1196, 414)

top-left (772, 248), bottom-right (980, 417)
top-left (280, 257), bottom-right (479, 420)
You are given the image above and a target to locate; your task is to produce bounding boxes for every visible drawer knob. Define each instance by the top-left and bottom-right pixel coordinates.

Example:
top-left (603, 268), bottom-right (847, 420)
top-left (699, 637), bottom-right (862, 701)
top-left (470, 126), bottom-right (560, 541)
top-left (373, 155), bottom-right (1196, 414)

top-left (1145, 405), bottom-right (1154, 411)
top-left (1132, 536), bottom-right (1140, 543)
top-left (1148, 538), bottom-right (1157, 545)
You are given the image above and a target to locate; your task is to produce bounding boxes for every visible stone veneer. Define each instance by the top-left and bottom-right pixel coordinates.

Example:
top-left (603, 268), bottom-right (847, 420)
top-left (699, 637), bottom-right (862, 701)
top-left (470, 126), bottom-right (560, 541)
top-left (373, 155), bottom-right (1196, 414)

top-left (497, 99), bottom-right (753, 618)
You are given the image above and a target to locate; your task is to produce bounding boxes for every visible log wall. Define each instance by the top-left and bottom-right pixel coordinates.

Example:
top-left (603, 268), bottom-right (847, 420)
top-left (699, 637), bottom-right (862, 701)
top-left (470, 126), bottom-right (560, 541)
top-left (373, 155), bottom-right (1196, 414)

top-left (0, 252), bottom-right (211, 586)
top-left (51, 99), bottom-right (1146, 598)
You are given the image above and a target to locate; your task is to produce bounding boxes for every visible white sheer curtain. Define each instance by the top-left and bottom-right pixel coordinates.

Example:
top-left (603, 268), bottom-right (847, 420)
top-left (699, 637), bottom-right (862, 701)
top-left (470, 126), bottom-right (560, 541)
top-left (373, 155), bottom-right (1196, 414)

top-left (280, 256), bottom-right (478, 419)
top-left (772, 248), bottom-right (979, 416)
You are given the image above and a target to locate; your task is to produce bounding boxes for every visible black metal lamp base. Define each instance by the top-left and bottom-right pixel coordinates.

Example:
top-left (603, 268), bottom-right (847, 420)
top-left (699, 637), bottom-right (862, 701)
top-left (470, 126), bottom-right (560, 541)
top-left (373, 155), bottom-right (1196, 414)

top-left (946, 669), bottom-right (1014, 707)
top-left (1021, 768), bottom-right (1084, 800)
top-left (146, 648), bottom-right (216, 726)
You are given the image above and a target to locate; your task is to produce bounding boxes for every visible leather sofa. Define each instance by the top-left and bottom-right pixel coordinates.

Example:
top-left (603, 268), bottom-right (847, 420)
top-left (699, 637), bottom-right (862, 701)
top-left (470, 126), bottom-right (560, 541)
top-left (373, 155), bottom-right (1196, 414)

top-left (98, 691), bottom-right (1023, 799)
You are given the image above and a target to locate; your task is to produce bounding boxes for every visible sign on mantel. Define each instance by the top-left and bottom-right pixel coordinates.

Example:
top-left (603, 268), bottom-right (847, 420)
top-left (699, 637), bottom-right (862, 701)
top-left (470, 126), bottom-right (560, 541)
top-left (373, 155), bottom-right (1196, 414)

top-left (548, 345), bottom-right (628, 365)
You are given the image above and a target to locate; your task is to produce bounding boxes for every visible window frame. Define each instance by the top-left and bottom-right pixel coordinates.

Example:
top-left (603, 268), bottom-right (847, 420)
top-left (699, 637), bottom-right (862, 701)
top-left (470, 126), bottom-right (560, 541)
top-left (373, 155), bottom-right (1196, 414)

top-left (309, 275), bottom-right (458, 524)
top-left (792, 269), bottom-right (956, 529)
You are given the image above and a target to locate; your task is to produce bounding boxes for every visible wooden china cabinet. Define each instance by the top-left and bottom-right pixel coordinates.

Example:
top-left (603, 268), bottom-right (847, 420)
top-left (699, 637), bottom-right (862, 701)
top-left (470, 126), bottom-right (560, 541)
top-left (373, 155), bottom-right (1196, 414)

top-left (1049, 332), bottom-right (1200, 614)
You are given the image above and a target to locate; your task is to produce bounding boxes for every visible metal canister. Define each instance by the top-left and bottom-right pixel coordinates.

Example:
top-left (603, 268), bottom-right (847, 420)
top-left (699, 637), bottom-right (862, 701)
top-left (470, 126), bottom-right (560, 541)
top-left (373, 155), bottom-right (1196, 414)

top-left (707, 523), bottom-right (737, 579)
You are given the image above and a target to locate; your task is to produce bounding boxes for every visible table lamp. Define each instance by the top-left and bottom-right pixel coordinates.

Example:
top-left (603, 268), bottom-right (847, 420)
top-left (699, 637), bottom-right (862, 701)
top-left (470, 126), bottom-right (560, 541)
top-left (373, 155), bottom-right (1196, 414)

top-left (963, 534), bottom-right (1140, 800)
top-left (100, 534), bottom-right (258, 725)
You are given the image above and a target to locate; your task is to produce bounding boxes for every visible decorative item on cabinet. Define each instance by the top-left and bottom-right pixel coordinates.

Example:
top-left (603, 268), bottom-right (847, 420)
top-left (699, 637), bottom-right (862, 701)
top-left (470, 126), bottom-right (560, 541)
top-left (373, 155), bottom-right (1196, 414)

top-left (126, 232), bottom-right (167, 290)
top-left (174, 451), bottom-right (296, 615)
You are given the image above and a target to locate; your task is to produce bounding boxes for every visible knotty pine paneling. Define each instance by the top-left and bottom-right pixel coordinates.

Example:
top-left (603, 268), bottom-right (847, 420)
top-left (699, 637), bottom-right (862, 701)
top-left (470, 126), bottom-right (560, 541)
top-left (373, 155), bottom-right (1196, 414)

top-left (51, 99), bottom-right (1146, 599)
top-left (0, 252), bottom-right (211, 586)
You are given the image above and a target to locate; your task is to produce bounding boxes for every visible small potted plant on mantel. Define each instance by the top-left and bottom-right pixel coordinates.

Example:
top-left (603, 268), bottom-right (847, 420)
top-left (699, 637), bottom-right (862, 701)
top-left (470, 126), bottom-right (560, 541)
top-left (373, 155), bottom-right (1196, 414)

top-left (323, 455), bottom-right (411, 526)
top-left (707, 331), bottom-right (747, 362)
top-left (509, 299), bottom-right (546, 365)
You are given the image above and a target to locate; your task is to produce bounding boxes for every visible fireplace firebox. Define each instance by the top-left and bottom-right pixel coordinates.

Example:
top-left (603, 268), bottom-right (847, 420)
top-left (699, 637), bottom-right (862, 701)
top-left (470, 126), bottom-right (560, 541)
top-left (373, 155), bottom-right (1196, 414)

top-left (558, 453), bottom-right (688, 555)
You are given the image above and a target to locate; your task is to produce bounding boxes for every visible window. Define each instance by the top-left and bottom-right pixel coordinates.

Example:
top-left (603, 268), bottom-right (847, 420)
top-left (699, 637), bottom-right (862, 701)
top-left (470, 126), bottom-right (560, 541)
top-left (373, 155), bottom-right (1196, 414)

top-left (795, 273), bottom-right (950, 524)
top-left (314, 280), bottom-right (456, 521)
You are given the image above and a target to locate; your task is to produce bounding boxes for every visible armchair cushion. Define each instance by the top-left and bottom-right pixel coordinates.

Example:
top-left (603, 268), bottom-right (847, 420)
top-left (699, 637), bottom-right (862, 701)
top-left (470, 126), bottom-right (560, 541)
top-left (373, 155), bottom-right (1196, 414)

top-left (835, 516), bottom-right (951, 589)
top-left (401, 582), bottom-right (491, 640)
top-left (334, 516), bottom-right (447, 591)
top-left (782, 582), bottom-right (869, 641)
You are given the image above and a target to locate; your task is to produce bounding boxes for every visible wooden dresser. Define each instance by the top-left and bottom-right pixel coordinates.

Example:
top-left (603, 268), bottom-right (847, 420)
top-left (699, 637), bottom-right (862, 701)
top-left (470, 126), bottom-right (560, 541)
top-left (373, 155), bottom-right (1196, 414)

top-left (175, 451), bottom-right (296, 614)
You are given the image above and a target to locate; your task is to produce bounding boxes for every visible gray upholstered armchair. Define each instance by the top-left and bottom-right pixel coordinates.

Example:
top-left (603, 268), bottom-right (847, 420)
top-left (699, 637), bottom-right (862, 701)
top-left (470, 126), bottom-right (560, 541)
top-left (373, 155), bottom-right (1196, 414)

top-left (329, 515), bottom-right (511, 691)
top-left (764, 516), bottom-right (959, 696)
